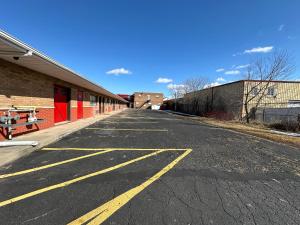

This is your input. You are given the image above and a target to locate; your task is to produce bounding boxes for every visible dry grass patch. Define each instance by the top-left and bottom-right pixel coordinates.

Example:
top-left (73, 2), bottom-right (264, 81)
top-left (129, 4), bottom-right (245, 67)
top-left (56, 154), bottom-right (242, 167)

top-left (194, 117), bottom-right (300, 148)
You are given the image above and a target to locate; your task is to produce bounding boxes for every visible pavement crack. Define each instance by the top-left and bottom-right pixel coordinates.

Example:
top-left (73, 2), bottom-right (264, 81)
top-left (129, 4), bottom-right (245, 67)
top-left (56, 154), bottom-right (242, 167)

top-left (214, 179), bottom-right (239, 225)
top-left (22, 208), bottom-right (57, 224)
top-left (159, 179), bottom-right (203, 225)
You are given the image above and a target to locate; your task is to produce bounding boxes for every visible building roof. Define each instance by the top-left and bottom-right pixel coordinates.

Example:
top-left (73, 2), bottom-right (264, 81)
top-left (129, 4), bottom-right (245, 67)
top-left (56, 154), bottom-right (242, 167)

top-left (0, 30), bottom-right (126, 103)
top-left (117, 94), bottom-right (132, 101)
top-left (186, 79), bottom-right (300, 96)
top-left (243, 79), bottom-right (300, 84)
top-left (133, 92), bottom-right (163, 95)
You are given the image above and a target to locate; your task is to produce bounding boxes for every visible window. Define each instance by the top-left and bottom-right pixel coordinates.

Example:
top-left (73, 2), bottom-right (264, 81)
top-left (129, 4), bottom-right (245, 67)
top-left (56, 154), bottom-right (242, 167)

top-left (251, 87), bottom-right (259, 96)
top-left (90, 95), bottom-right (97, 106)
top-left (267, 87), bottom-right (276, 96)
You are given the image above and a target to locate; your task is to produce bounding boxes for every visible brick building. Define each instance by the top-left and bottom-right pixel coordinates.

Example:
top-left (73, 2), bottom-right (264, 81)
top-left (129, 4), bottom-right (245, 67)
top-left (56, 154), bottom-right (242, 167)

top-left (117, 94), bottom-right (134, 108)
top-left (179, 80), bottom-right (300, 119)
top-left (0, 30), bottom-right (127, 140)
top-left (133, 92), bottom-right (163, 109)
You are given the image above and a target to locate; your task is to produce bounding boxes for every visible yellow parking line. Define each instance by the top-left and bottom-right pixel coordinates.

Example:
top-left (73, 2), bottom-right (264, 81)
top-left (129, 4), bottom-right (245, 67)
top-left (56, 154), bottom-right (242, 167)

top-left (86, 128), bottom-right (168, 132)
top-left (0, 150), bottom-right (114, 179)
top-left (0, 149), bottom-right (167, 207)
top-left (68, 149), bottom-right (192, 225)
top-left (41, 148), bottom-right (186, 151)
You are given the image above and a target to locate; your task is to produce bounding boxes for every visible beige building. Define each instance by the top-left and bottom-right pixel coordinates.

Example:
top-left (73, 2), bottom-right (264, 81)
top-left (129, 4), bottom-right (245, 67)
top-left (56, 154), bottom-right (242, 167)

top-left (133, 92), bottom-right (164, 109)
top-left (183, 80), bottom-right (300, 119)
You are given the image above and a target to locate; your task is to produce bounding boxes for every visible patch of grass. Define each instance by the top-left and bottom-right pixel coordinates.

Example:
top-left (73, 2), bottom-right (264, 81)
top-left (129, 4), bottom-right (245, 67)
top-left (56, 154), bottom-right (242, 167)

top-left (268, 122), bottom-right (299, 133)
top-left (168, 112), bottom-right (300, 148)
top-left (196, 117), bottom-right (300, 148)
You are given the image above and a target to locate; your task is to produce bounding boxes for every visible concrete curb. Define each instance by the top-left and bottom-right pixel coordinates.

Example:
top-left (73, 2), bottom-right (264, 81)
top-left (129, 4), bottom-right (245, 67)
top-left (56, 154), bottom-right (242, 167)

top-left (0, 109), bottom-right (126, 167)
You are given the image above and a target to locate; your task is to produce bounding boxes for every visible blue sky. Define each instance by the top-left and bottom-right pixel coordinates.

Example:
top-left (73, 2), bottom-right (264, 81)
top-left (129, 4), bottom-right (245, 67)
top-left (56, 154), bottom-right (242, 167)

top-left (0, 0), bottom-right (299, 97)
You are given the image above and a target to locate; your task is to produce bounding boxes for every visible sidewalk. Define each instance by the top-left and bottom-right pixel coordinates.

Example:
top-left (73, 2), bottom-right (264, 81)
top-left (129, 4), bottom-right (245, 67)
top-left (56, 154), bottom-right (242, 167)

top-left (0, 109), bottom-right (125, 167)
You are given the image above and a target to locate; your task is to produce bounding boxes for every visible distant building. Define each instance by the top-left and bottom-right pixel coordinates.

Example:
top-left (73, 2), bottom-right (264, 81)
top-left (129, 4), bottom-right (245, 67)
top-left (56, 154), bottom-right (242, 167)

top-left (117, 94), bottom-right (134, 108)
top-left (181, 80), bottom-right (300, 120)
top-left (133, 92), bottom-right (164, 109)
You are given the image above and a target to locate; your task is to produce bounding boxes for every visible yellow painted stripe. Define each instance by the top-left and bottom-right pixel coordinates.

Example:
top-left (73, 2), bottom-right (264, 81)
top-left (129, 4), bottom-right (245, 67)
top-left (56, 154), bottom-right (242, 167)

top-left (68, 149), bottom-right (192, 225)
top-left (0, 150), bottom-right (114, 179)
top-left (86, 128), bottom-right (168, 132)
top-left (0, 150), bottom-right (167, 207)
top-left (41, 148), bottom-right (186, 151)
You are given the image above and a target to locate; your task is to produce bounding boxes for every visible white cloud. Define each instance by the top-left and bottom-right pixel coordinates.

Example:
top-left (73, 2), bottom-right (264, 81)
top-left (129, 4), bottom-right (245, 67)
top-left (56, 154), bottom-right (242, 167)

top-left (204, 82), bottom-right (221, 88)
top-left (244, 46), bottom-right (274, 54)
top-left (106, 68), bottom-right (132, 75)
top-left (225, 70), bottom-right (240, 75)
top-left (235, 64), bottom-right (250, 69)
top-left (216, 77), bottom-right (225, 82)
top-left (204, 77), bottom-right (226, 88)
top-left (288, 36), bottom-right (296, 40)
top-left (156, 77), bottom-right (173, 83)
top-left (216, 68), bottom-right (225, 72)
top-left (278, 24), bottom-right (285, 31)
top-left (167, 83), bottom-right (185, 90)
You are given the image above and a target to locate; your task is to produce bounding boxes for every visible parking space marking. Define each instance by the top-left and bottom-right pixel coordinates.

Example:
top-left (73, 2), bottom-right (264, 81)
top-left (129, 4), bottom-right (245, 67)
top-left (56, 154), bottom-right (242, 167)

top-left (68, 149), bottom-right (192, 225)
top-left (0, 150), bottom-right (115, 179)
top-left (42, 148), bottom-right (186, 151)
top-left (85, 128), bottom-right (168, 132)
top-left (0, 149), bottom-right (167, 207)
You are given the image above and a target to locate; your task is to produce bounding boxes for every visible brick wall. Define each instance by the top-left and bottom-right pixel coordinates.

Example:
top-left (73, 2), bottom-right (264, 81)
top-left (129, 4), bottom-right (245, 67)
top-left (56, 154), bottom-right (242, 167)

top-left (70, 107), bottom-right (77, 122)
top-left (182, 80), bottom-right (300, 120)
top-left (184, 81), bottom-right (244, 119)
top-left (242, 81), bottom-right (300, 116)
top-left (134, 92), bottom-right (164, 109)
top-left (0, 108), bottom-right (54, 140)
top-left (0, 58), bottom-right (126, 140)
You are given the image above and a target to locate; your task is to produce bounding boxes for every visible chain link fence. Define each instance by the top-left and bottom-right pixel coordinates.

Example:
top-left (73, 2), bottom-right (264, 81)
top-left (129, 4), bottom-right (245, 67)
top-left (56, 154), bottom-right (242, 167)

top-left (255, 103), bottom-right (300, 132)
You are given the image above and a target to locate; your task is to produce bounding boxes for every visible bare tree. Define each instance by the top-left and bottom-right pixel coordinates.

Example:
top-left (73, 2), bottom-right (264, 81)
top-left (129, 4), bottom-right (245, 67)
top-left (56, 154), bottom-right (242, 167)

top-left (168, 84), bottom-right (185, 111)
top-left (182, 77), bottom-right (207, 94)
top-left (243, 50), bottom-right (294, 123)
top-left (182, 77), bottom-right (207, 114)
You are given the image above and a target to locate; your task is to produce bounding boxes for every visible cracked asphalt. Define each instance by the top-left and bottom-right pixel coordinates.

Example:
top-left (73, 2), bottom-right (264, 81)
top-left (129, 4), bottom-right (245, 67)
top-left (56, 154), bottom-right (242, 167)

top-left (0, 109), bottom-right (299, 225)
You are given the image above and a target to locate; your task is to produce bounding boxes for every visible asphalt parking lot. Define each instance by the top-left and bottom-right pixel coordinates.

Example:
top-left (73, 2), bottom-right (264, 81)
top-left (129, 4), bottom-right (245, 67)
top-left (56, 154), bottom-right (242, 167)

top-left (0, 109), bottom-right (299, 225)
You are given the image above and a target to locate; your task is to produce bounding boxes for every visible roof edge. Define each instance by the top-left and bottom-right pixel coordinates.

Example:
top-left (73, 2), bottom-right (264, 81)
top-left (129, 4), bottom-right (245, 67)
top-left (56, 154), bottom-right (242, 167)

top-left (0, 29), bottom-right (126, 103)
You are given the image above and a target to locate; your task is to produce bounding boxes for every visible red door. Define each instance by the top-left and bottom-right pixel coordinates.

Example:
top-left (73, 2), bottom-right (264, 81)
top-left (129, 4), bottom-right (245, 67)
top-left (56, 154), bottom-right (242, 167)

top-left (77, 91), bottom-right (83, 119)
top-left (54, 86), bottom-right (69, 123)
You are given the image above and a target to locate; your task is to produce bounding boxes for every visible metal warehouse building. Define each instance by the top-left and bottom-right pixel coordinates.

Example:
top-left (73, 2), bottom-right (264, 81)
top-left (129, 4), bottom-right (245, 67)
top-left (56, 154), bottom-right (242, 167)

top-left (0, 31), bottom-right (127, 140)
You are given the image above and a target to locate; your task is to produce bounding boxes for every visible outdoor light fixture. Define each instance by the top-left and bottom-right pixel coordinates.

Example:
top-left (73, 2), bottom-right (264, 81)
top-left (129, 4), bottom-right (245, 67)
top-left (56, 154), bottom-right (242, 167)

top-left (23, 50), bottom-right (33, 56)
top-left (0, 50), bottom-right (33, 60)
